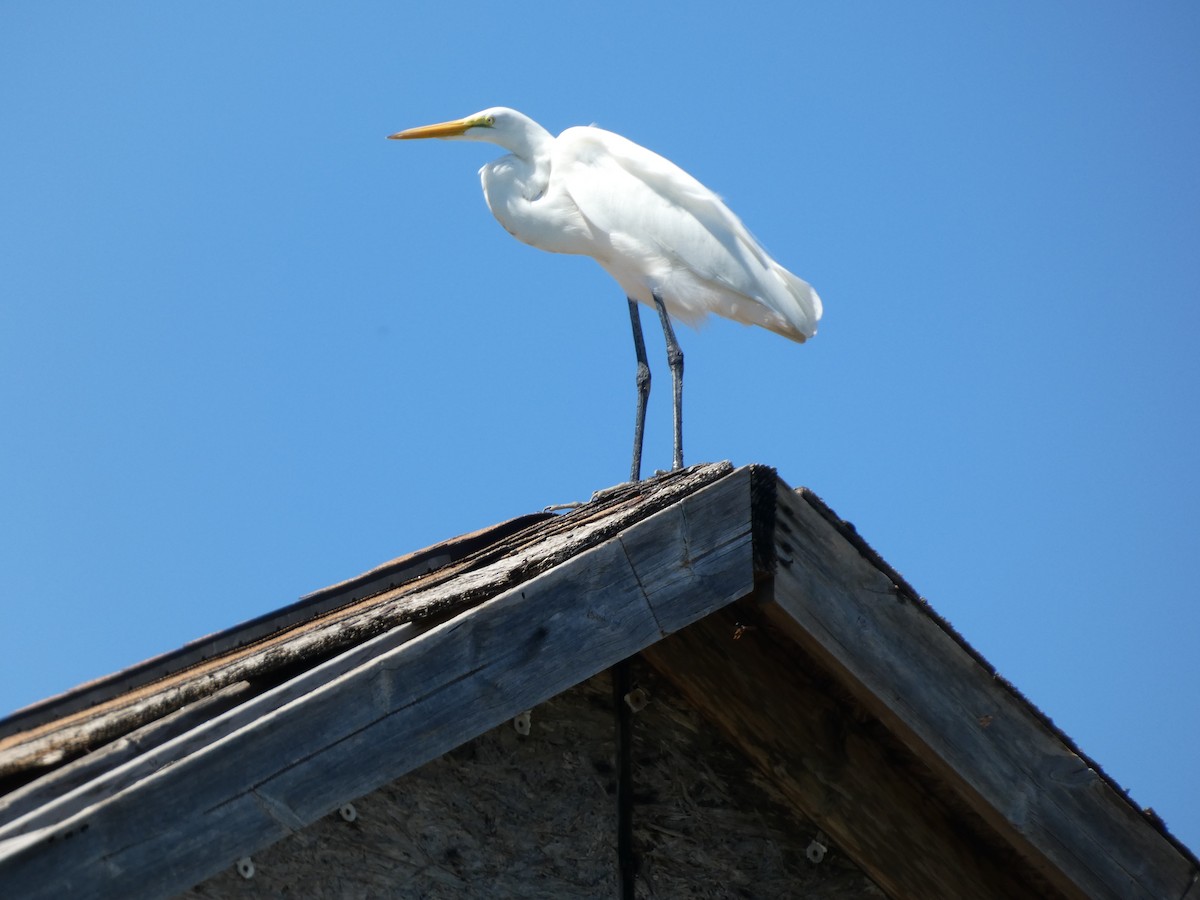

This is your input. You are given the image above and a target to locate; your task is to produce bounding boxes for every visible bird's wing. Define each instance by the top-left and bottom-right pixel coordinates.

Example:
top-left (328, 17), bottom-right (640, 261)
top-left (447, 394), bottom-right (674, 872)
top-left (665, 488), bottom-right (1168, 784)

top-left (552, 126), bottom-right (818, 339)
top-left (552, 129), bottom-right (766, 286)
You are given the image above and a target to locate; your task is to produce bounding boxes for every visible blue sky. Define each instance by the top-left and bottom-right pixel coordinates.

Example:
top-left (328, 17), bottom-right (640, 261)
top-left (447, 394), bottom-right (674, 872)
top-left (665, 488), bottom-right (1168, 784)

top-left (3, 1), bottom-right (1198, 854)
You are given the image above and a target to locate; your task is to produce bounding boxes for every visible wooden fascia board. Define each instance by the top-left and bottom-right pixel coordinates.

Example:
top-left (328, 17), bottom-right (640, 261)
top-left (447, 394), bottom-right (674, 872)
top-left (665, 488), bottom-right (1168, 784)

top-left (0, 464), bottom-right (734, 780)
top-left (768, 481), bottom-right (1198, 900)
top-left (0, 626), bottom-right (427, 838)
top-left (0, 514), bottom-right (556, 742)
top-left (642, 600), bottom-right (1047, 900)
top-left (0, 467), bottom-right (758, 900)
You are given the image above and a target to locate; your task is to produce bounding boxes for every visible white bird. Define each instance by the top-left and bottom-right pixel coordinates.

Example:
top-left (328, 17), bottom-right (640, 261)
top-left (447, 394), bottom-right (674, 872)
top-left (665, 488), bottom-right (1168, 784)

top-left (389, 107), bottom-right (821, 481)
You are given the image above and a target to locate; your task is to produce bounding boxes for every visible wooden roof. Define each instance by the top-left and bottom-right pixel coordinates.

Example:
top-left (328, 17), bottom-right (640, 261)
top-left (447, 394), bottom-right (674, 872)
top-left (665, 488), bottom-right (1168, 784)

top-left (0, 463), bottom-right (1195, 899)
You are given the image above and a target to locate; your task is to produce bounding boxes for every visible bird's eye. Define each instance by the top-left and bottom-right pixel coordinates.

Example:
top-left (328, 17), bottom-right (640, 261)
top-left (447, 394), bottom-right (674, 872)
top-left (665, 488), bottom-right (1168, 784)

top-left (486, 115), bottom-right (495, 126)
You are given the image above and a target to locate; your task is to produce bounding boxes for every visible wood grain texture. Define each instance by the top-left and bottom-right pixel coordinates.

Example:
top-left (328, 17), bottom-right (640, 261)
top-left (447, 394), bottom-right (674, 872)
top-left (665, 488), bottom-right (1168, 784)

top-left (0, 514), bottom-right (556, 745)
top-left (770, 482), bottom-right (1198, 900)
top-left (179, 666), bottom-right (884, 900)
top-left (5, 463), bottom-right (1188, 900)
top-left (0, 624), bottom-right (430, 841)
top-left (0, 463), bottom-right (734, 781)
top-left (0, 466), bottom-right (757, 900)
top-left (0, 681), bottom-right (254, 828)
top-left (642, 599), bottom-right (1054, 900)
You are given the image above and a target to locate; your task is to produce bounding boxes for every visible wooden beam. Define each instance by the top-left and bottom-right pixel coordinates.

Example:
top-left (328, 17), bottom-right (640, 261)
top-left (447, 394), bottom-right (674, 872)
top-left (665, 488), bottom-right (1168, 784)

top-left (767, 482), bottom-right (1197, 900)
top-left (0, 681), bottom-right (254, 827)
top-left (0, 463), bottom-right (735, 781)
top-left (642, 599), bottom-right (1054, 900)
top-left (0, 467), bottom-right (758, 900)
top-left (0, 514), bottom-right (556, 744)
top-left (0, 624), bottom-right (429, 838)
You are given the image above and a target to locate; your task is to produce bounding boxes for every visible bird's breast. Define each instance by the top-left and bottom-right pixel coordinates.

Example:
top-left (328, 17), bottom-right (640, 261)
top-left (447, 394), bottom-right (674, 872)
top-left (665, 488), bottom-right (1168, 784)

top-left (481, 160), bottom-right (595, 257)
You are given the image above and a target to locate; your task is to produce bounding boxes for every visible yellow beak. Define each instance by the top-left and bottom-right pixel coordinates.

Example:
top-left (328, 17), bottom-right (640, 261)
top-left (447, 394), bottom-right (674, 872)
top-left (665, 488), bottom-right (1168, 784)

top-left (387, 115), bottom-right (486, 140)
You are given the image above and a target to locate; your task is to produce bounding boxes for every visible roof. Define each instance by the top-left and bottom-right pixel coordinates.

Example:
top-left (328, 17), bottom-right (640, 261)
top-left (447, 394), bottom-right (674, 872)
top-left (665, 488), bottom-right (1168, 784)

top-left (0, 462), bottom-right (1195, 900)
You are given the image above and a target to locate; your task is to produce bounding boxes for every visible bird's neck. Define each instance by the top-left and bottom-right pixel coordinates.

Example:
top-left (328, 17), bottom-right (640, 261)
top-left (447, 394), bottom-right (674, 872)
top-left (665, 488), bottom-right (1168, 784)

top-left (496, 117), bottom-right (554, 201)
top-left (495, 113), bottom-right (553, 160)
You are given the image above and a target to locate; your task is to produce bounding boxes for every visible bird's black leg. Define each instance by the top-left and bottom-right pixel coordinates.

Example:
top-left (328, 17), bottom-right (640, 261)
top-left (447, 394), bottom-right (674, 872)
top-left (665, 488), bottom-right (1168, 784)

top-left (652, 291), bottom-right (684, 470)
top-left (627, 298), bottom-right (651, 482)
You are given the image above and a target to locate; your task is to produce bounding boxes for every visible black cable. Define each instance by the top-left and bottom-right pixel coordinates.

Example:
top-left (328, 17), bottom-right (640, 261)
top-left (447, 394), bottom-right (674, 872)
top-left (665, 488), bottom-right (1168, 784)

top-left (612, 657), bottom-right (636, 899)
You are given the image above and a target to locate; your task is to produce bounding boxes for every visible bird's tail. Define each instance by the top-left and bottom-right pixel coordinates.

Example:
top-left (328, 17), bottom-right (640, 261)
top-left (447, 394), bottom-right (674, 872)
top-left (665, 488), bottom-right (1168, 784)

top-left (767, 264), bottom-right (822, 343)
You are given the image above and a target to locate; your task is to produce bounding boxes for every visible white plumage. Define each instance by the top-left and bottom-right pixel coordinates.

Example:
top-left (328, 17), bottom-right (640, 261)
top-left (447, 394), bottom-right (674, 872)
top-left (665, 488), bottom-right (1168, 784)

top-left (389, 107), bottom-right (822, 477)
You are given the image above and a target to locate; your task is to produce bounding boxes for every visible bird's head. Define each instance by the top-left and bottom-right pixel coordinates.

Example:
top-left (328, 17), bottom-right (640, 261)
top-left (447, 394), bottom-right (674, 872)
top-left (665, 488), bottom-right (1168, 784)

top-left (388, 107), bottom-right (549, 154)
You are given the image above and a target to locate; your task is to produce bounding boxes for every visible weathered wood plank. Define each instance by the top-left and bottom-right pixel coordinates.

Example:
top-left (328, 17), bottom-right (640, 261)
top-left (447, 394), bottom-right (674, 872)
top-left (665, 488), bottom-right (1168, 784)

top-left (177, 665), bottom-right (886, 900)
top-left (0, 623), bottom-right (429, 841)
top-left (254, 471), bottom-right (757, 828)
top-left (642, 599), bottom-right (1056, 900)
top-left (0, 467), bottom-right (756, 900)
top-left (2, 561), bottom-right (651, 898)
top-left (617, 466), bottom-right (755, 634)
top-left (770, 482), bottom-right (1197, 900)
top-left (0, 514), bottom-right (555, 744)
top-left (0, 463), bottom-right (734, 780)
top-left (0, 682), bottom-right (253, 828)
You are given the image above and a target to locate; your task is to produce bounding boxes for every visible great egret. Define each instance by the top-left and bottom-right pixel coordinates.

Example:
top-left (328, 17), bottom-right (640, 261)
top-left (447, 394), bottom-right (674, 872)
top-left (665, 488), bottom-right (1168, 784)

top-left (389, 107), bottom-right (821, 481)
